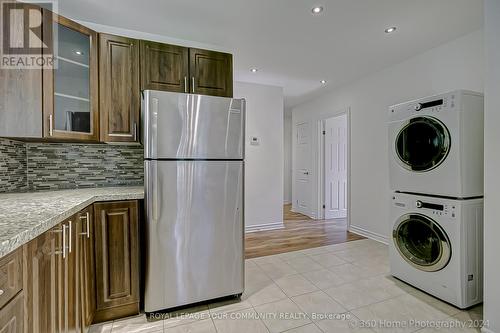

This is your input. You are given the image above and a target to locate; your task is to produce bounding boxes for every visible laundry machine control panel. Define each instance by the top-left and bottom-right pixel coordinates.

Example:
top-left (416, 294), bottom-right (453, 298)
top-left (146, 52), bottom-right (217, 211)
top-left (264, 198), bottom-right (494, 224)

top-left (412, 97), bottom-right (449, 112)
top-left (413, 199), bottom-right (456, 218)
top-left (389, 91), bottom-right (460, 119)
top-left (392, 195), bottom-right (457, 218)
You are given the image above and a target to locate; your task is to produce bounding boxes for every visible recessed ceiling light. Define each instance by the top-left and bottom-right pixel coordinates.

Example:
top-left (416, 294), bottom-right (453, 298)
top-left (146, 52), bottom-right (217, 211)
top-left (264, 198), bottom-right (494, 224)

top-left (320, 80), bottom-right (327, 84)
top-left (74, 50), bottom-right (84, 55)
top-left (250, 68), bottom-right (258, 73)
top-left (311, 6), bottom-right (323, 14)
top-left (385, 27), bottom-right (397, 34)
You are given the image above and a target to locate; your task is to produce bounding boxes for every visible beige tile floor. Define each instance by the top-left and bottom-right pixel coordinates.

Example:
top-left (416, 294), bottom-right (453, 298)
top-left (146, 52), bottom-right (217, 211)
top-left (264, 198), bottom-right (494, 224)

top-left (89, 239), bottom-right (483, 333)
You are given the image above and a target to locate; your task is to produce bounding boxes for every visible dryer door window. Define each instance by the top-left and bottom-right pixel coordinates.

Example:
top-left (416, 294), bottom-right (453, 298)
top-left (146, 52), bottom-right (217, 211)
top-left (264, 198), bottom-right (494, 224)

top-left (393, 213), bottom-right (451, 272)
top-left (395, 117), bottom-right (450, 172)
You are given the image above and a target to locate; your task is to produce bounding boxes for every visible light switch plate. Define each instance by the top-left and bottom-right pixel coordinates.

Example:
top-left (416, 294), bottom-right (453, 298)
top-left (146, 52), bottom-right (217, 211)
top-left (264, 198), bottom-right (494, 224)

top-left (250, 136), bottom-right (260, 145)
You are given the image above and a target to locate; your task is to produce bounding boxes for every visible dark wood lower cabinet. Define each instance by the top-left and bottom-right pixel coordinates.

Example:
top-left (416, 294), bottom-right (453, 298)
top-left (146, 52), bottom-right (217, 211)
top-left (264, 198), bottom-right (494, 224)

top-left (93, 201), bottom-right (140, 322)
top-left (77, 207), bottom-right (96, 331)
top-left (66, 218), bottom-right (82, 333)
top-left (17, 200), bottom-right (140, 332)
top-left (0, 292), bottom-right (24, 333)
top-left (0, 249), bottom-right (23, 310)
top-left (24, 224), bottom-right (61, 333)
top-left (0, 248), bottom-right (24, 333)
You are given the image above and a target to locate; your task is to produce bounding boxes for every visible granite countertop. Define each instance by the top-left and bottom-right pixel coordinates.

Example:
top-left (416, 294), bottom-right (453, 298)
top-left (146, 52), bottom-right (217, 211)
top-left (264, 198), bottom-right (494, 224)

top-left (0, 186), bottom-right (144, 258)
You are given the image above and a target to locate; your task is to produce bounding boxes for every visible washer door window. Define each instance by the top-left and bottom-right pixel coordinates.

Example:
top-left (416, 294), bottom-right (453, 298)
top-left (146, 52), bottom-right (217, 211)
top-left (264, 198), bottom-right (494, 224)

top-left (396, 117), bottom-right (450, 172)
top-left (393, 213), bottom-right (451, 272)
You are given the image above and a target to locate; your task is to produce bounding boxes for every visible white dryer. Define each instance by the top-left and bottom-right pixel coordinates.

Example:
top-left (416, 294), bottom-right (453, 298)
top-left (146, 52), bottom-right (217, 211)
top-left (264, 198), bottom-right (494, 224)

top-left (388, 90), bottom-right (483, 198)
top-left (389, 192), bottom-right (483, 309)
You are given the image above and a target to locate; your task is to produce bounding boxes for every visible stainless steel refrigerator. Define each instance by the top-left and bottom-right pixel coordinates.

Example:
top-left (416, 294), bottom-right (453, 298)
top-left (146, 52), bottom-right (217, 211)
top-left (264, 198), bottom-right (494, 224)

top-left (142, 90), bottom-right (245, 313)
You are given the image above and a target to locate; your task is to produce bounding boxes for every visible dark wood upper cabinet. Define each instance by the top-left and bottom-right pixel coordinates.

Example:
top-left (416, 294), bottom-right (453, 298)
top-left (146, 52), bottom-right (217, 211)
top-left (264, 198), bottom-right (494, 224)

top-left (2, 4), bottom-right (234, 141)
top-left (140, 41), bottom-right (233, 97)
top-left (99, 34), bottom-right (140, 143)
top-left (189, 48), bottom-right (233, 97)
top-left (140, 40), bottom-right (189, 92)
top-left (42, 10), bottom-right (99, 141)
top-left (93, 201), bottom-right (140, 322)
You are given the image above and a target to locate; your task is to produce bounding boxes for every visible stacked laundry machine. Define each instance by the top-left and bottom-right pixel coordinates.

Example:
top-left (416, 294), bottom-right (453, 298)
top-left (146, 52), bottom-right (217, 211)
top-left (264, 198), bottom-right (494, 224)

top-left (388, 90), bottom-right (484, 309)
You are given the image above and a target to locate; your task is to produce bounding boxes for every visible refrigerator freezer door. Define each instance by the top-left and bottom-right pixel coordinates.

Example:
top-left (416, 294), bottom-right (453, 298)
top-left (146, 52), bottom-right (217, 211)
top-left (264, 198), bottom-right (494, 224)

top-left (143, 90), bottom-right (245, 159)
top-left (144, 160), bottom-right (244, 312)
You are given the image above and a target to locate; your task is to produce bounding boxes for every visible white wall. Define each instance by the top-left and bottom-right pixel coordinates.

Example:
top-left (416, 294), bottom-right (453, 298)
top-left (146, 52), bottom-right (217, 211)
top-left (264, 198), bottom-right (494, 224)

top-left (234, 82), bottom-right (284, 232)
top-left (483, 2), bottom-right (500, 332)
top-left (292, 30), bottom-right (483, 242)
top-left (283, 112), bottom-right (293, 204)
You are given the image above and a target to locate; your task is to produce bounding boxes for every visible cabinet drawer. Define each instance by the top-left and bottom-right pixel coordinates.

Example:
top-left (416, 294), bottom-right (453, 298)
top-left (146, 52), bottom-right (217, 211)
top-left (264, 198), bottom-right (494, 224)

top-left (0, 292), bottom-right (24, 333)
top-left (0, 249), bottom-right (22, 309)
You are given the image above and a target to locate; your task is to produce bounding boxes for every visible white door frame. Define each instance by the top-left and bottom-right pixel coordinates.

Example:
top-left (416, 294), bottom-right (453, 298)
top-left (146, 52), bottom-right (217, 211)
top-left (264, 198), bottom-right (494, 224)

top-left (316, 108), bottom-right (351, 228)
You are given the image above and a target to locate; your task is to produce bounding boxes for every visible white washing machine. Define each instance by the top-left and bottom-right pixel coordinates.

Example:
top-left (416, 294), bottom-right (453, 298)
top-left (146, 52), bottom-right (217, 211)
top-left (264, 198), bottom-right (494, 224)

top-left (388, 90), bottom-right (484, 198)
top-left (389, 192), bottom-right (483, 309)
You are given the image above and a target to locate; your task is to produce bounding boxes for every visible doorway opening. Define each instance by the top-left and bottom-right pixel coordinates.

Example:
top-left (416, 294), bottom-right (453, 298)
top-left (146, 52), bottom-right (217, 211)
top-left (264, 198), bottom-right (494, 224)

top-left (245, 110), bottom-right (361, 259)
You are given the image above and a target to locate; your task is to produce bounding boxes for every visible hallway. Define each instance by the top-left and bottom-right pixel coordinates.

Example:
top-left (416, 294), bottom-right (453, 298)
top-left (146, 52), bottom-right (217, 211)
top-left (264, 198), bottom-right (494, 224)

top-left (245, 204), bottom-right (364, 259)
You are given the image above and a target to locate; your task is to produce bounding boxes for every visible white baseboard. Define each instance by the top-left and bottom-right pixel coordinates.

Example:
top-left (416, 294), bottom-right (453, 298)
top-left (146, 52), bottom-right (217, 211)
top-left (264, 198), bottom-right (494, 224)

top-left (245, 222), bottom-right (285, 233)
top-left (482, 327), bottom-right (496, 333)
top-left (283, 200), bottom-right (291, 204)
top-left (349, 225), bottom-right (389, 245)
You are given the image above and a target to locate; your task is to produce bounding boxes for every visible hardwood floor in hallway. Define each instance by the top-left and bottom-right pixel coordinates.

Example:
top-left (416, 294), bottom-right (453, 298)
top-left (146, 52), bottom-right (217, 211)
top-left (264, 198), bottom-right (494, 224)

top-left (245, 204), bottom-right (365, 258)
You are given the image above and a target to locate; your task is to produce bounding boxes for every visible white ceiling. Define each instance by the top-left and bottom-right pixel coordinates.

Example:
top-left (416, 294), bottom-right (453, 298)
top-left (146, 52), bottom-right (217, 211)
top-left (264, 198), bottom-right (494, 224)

top-left (58, 0), bottom-right (483, 107)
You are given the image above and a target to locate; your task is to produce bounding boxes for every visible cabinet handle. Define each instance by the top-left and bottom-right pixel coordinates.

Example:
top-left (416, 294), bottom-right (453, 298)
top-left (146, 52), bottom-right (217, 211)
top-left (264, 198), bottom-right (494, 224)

top-left (184, 76), bottom-right (188, 93)
top-left (192, 77), bottom-right (195, 93)
top-left (133, 122), bottom-right (138, 142)
top-left (79, 212), bottom-right (90, 238)
top-left (49, 115), bottom-right (53, 136)
top-left (53, 225), bottom-right (67, 258)
top-left (68, 220), bottom-right (72, 253)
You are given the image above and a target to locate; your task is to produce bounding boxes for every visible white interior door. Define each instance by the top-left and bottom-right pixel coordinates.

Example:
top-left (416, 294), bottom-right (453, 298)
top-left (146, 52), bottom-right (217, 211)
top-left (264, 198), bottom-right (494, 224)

top-left (294, 121), bottom-right (311, 216)
top-left (324, 114), bottom-right (348, 219)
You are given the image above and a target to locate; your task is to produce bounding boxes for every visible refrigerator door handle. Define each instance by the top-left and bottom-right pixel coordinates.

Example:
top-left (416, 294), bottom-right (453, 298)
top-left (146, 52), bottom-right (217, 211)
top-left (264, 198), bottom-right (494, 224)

top-left (151, 97), bottom-right (159, 158)
top-left (152, 162), bottom-right (159, 222)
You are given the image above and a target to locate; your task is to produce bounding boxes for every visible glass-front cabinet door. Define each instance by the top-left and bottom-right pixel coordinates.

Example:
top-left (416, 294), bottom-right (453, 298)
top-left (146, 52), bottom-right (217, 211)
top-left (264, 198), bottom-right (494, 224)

top-left (42, 11), bottom-right (98, 141)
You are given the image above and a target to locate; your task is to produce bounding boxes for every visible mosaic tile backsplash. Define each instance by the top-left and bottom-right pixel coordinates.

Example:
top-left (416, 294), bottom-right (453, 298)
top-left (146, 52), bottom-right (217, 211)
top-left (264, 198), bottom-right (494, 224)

top-left (0, 139), bottom-right (28, 192)
top-left (0, 138), bottom-right (144, 193)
